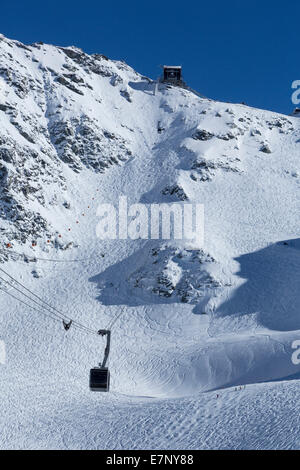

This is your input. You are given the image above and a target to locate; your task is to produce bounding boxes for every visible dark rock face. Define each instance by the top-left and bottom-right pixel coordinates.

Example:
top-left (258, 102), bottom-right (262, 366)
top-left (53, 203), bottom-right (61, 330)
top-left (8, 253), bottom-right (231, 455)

top-left (218, 131), bottom-right (236, 141)
top-left (193, 129), bottom-right (214, 141)
top-left (129, 246), bottom-right (222, 303)
top-left (0, 36), bottom-right (135, 257)
top-left (55, 76), bottom-right (85, 95)
top-left (0, 130), bottom-right (65, 252)
top-left (162, 184), bottom-right (188, 201)
top-left (48, 117), bottom-right (132, 173)
top-left (260, 143), bottom-right (272, 154)
top-left (120, 88), bottom-right (132, 102)
top-left (266, 117), bottom-right (294, 132)
top-left (190, 156), bottom-right (241, 182)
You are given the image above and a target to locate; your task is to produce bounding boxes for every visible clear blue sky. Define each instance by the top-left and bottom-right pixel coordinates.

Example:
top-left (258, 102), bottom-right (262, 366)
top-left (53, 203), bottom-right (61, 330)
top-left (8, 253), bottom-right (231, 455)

top-left (1, 0), bottom-right (298, 114)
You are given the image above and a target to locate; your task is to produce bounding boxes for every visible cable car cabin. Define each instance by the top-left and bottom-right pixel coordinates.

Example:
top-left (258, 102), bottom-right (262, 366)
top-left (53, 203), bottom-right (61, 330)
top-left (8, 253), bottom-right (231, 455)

top-left (162, 65), bottom-right (183, 86)
top-left (90, 367), bottom-right (110, 392)
top-left (90, 329), bottom-right (111, 392)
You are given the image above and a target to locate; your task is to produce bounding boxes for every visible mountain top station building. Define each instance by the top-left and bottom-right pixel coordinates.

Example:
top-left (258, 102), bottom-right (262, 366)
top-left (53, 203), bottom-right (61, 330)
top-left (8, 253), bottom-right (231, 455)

top-left (161, 66), bottom-right (185, 87)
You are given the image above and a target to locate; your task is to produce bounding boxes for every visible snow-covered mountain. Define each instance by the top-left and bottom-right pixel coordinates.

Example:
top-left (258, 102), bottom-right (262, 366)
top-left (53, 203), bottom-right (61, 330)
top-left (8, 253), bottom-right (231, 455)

top-left (0, 34), bottom-right (300, 449)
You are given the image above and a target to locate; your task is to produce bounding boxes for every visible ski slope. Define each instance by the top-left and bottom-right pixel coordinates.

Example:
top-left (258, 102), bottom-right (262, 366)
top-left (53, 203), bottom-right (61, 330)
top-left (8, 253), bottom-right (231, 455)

top-left (0, 34), bottom-right (300, 449)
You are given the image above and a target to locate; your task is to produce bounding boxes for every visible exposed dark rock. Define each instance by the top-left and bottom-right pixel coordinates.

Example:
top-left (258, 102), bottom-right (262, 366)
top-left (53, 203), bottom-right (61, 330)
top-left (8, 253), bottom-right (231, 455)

top-left (162, 184), bottom-right (188, 201)
top-left (193, 129), bottom-right (214, 141)
top-left (217, 131), bottom-right (236, 140)
top-left (56, 76), bottom-right (84, 95)
top-left (127, 246), bottom-right (222, 303)
top-left (0, 103), bottom-right (15, 113)
top-left (120, 88), bottom-right (132, 102)
top-left (260, 143), bottom-right (272, 154)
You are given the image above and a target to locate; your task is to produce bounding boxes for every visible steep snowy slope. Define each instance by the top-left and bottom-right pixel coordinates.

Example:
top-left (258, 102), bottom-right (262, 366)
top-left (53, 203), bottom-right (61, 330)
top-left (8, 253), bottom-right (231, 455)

top-left (0, 34), bottom-right (300, 449)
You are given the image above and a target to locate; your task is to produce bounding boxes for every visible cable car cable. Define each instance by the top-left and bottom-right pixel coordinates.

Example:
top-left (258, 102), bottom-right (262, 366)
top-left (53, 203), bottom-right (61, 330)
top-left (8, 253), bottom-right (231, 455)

top-left (0, 285), bottom-right (98, 340)
top-left (107, 307), bottom-right (126, 331)
top-left (0, 275), bottom-right (95, 336)
top-left (0, 285), bottom-right (63, 326)
top-left (0, 266), bottom-right (97, 335)
top-left (0, 276), bottom-right (94, 336)
top-left (0, 269), bottom-right (111, 391)
top-left (0, 275), bottom-right (65, 322)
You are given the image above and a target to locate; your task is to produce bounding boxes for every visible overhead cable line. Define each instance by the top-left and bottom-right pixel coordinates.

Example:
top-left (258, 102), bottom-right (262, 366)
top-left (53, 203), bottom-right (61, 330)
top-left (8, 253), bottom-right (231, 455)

top-left (0, 276), bottom-right (94, 336)
top-left (0, 266), bottom-right (97, 336)
top-left (106, 307), bottom-right (127, 331)
top-left (0, 285), bottom-right (63, 326)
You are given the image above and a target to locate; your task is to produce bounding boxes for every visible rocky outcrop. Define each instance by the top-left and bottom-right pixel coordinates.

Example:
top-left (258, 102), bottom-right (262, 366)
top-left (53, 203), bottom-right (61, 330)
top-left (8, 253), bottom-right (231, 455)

top-left (0, 35), bottom-right (136, 257)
